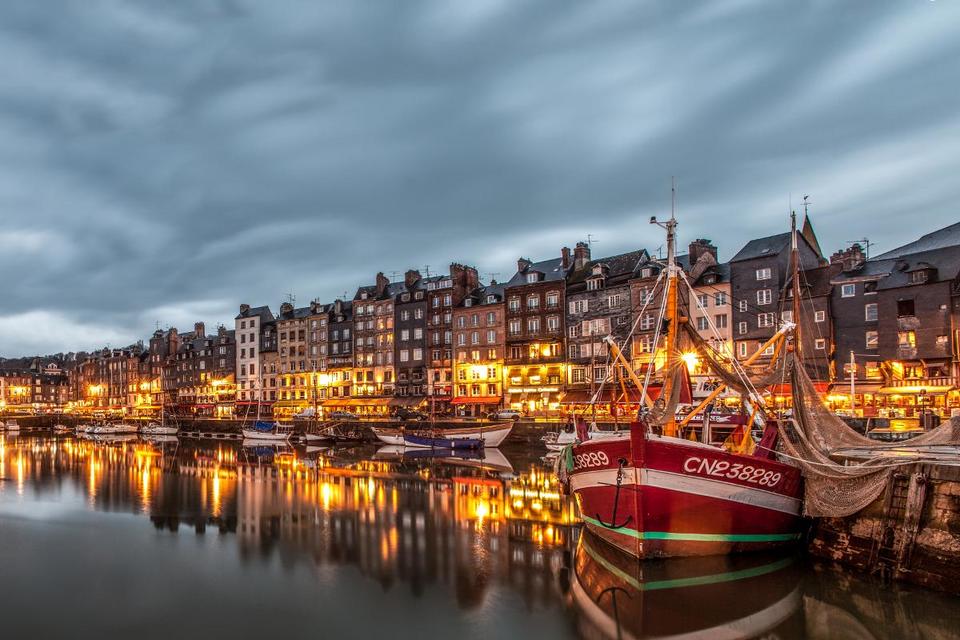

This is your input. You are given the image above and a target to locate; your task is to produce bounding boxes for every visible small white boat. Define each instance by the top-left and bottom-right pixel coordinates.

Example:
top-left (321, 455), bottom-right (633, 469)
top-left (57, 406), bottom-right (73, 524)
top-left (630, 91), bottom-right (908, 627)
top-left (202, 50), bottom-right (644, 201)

top-left (53, 423), bottom-right (72, 434)
top-left (140, 422), bottom-right (179, 436)
top-left (3, 419), bottom-right (20, 432)
top-left (371, 422), bottom-right (513, 448)
top-left (92, 422), bottom-right (139, 435)
top-left (241, 421), bottom-right (294, 442)
top-left (543, 426), bottom-right (623, 451)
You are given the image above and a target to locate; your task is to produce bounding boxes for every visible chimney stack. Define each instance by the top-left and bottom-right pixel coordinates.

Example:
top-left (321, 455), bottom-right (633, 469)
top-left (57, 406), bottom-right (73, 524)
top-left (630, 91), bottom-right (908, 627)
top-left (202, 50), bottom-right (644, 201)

top-left (830, 244), bottom-right (866, 272)
top-left (376, 272), bottom-right (389, 295)
top-left (517, 257), bottom-right (531, 273)
top-left (561, 246), bottom-right (571, 270)
top-left (194, 322), bottom-right (205, 338)
top-left (280, 302), bottom-right (293, 316)
top-left (404, 269), bottom-right (421, 288)
top-left (688, 239), bottom-right (718, 264)
top-left (239, 303), bottom-right (250, 315)
top-left (573, 242), bottom-right (591, 270)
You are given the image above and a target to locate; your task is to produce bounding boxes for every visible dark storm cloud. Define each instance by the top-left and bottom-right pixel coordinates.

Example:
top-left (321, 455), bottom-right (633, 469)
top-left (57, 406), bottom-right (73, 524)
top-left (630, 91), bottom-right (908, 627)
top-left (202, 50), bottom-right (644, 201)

top-left (0, 0), bottom-right (958, 355)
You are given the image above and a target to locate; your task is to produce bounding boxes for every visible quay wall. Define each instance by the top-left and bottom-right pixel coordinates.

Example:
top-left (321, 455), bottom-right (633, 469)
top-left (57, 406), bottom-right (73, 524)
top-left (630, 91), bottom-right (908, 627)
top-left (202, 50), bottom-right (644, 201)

top-left (809, 463), bottom-right (960, 595)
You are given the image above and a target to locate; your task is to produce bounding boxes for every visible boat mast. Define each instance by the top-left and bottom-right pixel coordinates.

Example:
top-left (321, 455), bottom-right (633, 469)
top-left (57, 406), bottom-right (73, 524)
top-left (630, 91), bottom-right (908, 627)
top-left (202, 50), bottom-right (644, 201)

top-left (790, 210), bottom-right (801, 357)
top-left (653, 180), bottom-right (680, 437)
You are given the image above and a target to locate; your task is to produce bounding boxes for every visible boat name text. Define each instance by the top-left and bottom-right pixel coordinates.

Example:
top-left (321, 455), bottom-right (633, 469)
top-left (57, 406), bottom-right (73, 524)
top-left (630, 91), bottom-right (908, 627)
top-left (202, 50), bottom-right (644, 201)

top-left (682, 457), bottom-right (782, 487)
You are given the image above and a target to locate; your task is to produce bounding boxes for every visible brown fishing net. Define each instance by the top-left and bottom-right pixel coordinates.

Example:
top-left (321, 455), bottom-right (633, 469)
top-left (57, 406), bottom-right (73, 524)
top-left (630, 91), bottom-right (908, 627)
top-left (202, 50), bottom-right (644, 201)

top-left (683, 324), bottom-right (789, 395)
top-left (782, 352), bottom-right (960, 517)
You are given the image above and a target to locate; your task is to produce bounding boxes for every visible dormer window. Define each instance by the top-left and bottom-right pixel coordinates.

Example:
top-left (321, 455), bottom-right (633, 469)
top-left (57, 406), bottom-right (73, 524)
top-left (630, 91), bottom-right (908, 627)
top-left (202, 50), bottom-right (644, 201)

top-left (361, 292), bottom-right (369, 300)
top-left (586, 277), bottom-right (603, 291)
top-left (910, 270), bottom-right (928, 284)
top-left (640, 268), bottom-right (652, 278)
top-left (464, 299), bottom-right (473, 307)
top-left (526, 272), bottom-right (539, 283)
top-left (486, 295), bottom-right (496, 304)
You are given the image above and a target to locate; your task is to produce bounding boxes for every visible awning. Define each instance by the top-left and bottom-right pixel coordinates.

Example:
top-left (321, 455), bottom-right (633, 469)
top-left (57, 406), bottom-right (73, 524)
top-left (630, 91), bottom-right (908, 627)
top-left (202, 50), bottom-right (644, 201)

top-left (451, 395), bottom-right (502, 405)
top-left (272, 400), bottom-right (307, 408)
top-left (322, 398), bottom-right (353, 408)
top-left (877, 385), bottom-right (954, 395)
top-left (562, 389), bottom-right (644, 404)
top-left (765, 382), bottom-right (830, 396)
top-left (351, 397), bottom-right (392, 406)
top-left (389, 396), bottom-right (425, 407)
top-left (830, 382), bottom-right (884, 394)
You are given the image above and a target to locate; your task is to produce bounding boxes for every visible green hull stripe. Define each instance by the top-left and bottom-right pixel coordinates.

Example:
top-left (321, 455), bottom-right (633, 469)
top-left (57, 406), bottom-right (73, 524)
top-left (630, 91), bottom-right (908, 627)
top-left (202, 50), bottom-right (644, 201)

top-left (580, 515), bottom-right (802, 543)
top-left (581, 538), bottom-right (795, 591)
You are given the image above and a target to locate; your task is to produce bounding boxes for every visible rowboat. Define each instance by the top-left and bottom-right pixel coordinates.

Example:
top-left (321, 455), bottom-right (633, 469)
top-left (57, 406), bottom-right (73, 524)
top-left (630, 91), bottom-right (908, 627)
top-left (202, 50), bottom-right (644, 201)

top-left (371, 422), bottom-right (512, 447)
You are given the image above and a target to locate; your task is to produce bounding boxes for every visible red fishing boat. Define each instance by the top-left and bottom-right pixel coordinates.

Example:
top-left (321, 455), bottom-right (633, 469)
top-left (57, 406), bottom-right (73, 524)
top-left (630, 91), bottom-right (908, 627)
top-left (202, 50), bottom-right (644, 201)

top-left (562, 206), bottom-right (808, 559)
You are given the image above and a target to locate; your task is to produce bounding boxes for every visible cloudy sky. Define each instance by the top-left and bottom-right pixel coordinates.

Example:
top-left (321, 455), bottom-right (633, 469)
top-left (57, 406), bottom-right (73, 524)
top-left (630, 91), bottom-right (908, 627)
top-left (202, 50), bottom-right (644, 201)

top-left (1, 1), bottom-right (958, 356)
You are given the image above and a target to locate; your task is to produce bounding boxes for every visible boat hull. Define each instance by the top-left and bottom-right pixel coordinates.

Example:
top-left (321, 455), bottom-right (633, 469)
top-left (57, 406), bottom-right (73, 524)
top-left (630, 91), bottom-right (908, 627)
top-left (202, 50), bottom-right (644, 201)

top-left (140, 425), bottom-right (179, 435)
top-left (371, 422), bottom-right (512, 447)
top-left (568, 426), bottom-right (804, 559)
top-left (241, 429), bottom-right (291, 442)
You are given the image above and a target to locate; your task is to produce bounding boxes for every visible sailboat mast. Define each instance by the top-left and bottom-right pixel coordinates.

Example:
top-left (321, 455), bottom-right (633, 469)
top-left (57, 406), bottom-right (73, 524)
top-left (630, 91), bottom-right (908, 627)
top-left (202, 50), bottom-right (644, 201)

top-left (790, 211), bottom-right (801, 356)
top-left (660, 184), bottom-right (680, 437)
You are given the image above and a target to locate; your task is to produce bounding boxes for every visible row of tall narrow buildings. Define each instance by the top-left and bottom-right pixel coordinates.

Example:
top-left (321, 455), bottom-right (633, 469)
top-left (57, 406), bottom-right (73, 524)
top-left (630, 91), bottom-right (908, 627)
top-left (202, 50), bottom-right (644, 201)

top-left (3, 219), bottom-right (959, 421)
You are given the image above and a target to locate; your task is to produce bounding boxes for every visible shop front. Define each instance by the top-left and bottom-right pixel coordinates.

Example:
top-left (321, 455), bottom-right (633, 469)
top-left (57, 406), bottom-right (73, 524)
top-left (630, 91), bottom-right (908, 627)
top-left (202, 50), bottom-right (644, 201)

top-left (507, 387), bottom-right (562, 417)
top-left (560, 388), bottom-right (642, 420)
top-left (450, 395), bottom-right (501, 417)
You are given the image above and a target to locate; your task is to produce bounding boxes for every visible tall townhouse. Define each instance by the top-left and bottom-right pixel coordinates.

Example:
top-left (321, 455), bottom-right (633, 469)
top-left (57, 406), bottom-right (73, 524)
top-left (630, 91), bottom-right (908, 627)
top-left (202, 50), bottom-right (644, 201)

top-left (504, 248), bottom-right (571, 417)
top-left (394, 270), bottom-right (428, 403)
top-left (276, 302), bottom-right (312, 417)
top-left (425, 264), bottom-right (479, 414)
top-left (564, 243), bottom-right (648, 412)
top-left (235, 304), bottom-right (274, 407)
top-left (729, 223), bottom-right (822, 367)
top-left (306, 300), bottom-right (330, 373)
top-left (353, 273), bottom-right (404, 415)
top-left (452, 283), bottom-right (506, 417)
top-left (260, 318), bottom-right (278, 406)
top-left (325, 299), bottom-right (354, 404)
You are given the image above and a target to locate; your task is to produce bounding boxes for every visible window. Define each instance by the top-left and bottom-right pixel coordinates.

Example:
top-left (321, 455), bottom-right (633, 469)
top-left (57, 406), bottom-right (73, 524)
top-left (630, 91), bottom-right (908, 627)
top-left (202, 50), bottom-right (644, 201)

top-left (762, 345), bottom-right (775, 356)
top-left (527, 317), bottom-right (540, 333)
top-left (697, 294), bottom-right (709, 308)
top-left (640, 314), bottom-right (654, 330)
top-left (841, 283), bottom-right (856, 298)
top-left (608, 294), bottom-right (622, 308)
top-left (471, 331), bottom-right (480, 345)
top-left (487, 330), bottom-right (496, 344)
top-left (413, 348), bottom-right (423, 361)
top-left (897, 299), bottom-right (915, 317)
top-left (715, 314), bottom-right (728, 329)
top-left (864, 303), bottom-right (878, 322)
top-left (936, 335), bottom-right (949, 348)
top-left (414, 328), bottom-right (423, 339)
top-left (526, 273), bottom-right (538, 283)
top-left (486, 312), bottom-right (496, 325)
top-left (738, 342), bottom-right (748, 358)
top-left (757, 289), bottom-right (772, 305)
top-left (569, 299), bottom-right (588, 314)
top-left (637, 335), bottom-right (654, 353)
top-left (546, 316), bottom-right (560, 332)
top-left (456, 317), bottom-right (465, 329)
top-left (546, 292), bottom-right (559, 308)
top-left (568, 344), bottom-right (579, 359)
top-left (758, 313), bottom-right (775, 328)
top-left (714, 292), bottom-right (728, 306)
top-left (814, 310), bottom-right (825, 323)
top-left (814, 338), bottom-right (826, 350)
top-left (399, 350), bottom-right (409, 363)
top-left (568, 324), bottom-right (581, 338)
top-left (696, 317), bottom-right (709, 331)
top-left (865, 331), bottom-right (879, 349)
top-left (781, 310), bottom-right (793, 323)
top-left (864, 281), bottom-right (877, 295)
top-left (586, 278), bottom-right (602, 291)
top-left (571, 367), bottom-right (585, 383)
top-left (457, 334), bottom-right (466, 347)
top-left (756, 268), bottom-right (771, 280)
top-left (739, 300), bottom-right (747, 312)
top-left (508, 298), bottom-right (520, 312)
top-left (400, 329), bottom-right (410, 341)
top-left (910, 270), bottom-right (928, 284)
top-left (898, 331), bottom-right (916, 348)
top-left (527, 295), bottom-right (540, 310)
top-left (738, 321), bottom-right (747, 335)
top-left (508, 319), bottom-right (521, 335)
top-left (593, 366), bottom-right (607, 383)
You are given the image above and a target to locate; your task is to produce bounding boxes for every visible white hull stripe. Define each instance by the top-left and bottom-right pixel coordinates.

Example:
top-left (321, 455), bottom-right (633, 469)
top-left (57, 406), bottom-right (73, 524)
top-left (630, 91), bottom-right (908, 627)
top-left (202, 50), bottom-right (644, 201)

top-left (570, 467), bottom-right (801, 516)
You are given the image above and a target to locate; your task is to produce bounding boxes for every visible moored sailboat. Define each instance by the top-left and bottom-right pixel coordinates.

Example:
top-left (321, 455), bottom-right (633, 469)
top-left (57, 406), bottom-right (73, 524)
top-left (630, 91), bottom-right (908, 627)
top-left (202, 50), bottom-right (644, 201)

top-left (561, 206), bottom-right (807, 559)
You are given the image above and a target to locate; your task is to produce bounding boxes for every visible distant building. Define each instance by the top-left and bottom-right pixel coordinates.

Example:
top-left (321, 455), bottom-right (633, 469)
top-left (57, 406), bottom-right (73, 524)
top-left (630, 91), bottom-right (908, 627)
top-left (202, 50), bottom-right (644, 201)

top-left (452, 282), bottom-right (506, 417)
top-left (234, 304), bottom-right (274, 408)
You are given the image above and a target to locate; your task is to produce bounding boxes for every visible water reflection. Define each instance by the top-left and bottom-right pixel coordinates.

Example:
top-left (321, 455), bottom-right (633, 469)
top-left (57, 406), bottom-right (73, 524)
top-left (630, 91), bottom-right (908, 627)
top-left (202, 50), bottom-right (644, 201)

top-left (0, 433), bottom-right (958, 639)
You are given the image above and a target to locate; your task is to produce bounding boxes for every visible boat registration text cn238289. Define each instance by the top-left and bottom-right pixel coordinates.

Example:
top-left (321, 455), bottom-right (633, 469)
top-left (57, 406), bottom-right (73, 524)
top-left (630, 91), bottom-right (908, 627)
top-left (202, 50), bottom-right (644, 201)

top-left (573, 451), bottom-right (610, 469)
top-left (682, 456), bottom-right (782, 488)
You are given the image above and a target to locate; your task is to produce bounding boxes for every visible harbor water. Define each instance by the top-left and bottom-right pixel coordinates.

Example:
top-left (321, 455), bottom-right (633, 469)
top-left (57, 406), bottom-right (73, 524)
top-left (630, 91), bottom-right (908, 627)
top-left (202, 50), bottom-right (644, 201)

top-left (0, 433), bottom-right (957, 639)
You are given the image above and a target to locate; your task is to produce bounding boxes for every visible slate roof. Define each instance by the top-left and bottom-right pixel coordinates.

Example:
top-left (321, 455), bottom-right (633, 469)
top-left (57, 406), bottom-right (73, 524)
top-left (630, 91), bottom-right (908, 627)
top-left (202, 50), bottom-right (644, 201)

top-left (567, 249), bottom-right (648, 287)
top-left (874, 221), bottom-right (960, 259)
top-left (692, 261), bottom-right (731, 286)
top-left (277, 306), bottom-right (313, 321)
top-left (235, 305), bottom-right (274, 322)
top-left (506, 256), bottom-right (568, 287)
top-left (831, 245), bottom-right (960, 290)
top-left (729, 232), bottom-right (792, 263)
top-left (798, 264), bottom-right (838, 298)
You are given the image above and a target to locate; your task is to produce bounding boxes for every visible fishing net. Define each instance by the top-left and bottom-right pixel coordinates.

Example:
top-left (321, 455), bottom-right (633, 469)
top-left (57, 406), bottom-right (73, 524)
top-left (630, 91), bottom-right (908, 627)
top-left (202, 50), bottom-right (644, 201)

top-left (781, 352), bottom-right (960, 517)
top-left (683, 324), bottom-right (788, 396)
